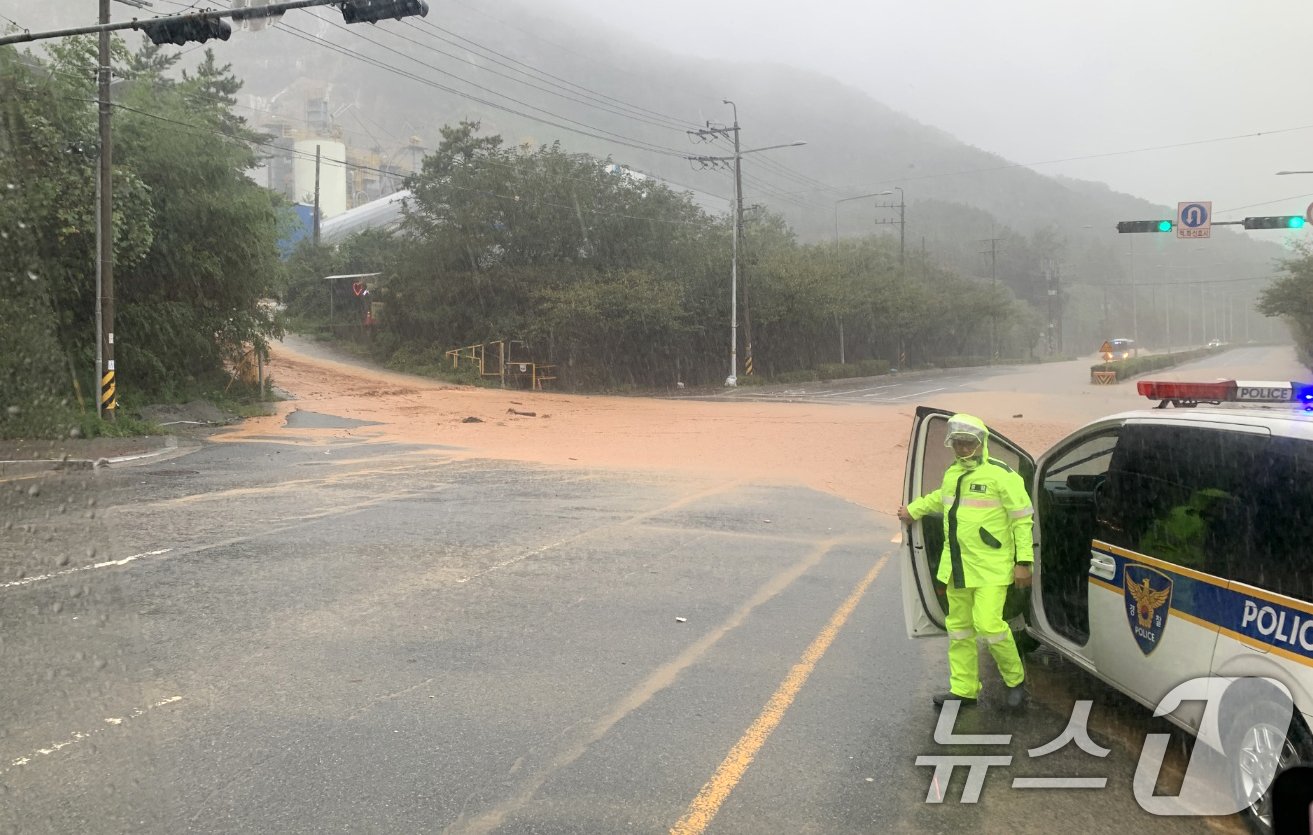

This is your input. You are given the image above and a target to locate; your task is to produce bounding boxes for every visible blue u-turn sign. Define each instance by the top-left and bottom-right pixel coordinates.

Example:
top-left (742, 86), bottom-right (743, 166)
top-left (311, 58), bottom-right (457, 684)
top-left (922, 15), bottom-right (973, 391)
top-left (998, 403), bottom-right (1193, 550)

top-left (1177, 201), bottom-right (1212, 238)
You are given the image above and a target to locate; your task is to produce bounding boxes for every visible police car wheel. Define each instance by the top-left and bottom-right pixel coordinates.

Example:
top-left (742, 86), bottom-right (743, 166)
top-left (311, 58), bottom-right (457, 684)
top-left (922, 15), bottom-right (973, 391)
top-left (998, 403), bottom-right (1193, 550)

top-left (1226, 703), bottom-right (1313, 833)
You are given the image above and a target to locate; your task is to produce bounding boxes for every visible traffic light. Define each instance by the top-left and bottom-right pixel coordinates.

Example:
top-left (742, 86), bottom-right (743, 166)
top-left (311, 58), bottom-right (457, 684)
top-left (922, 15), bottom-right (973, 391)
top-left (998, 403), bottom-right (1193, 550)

top-left (1116, 220), bottom-right (1174, 233)
top-left (340, 0), bottom-right (430, 24)
top-left (142, 13), bottom-right (232, 46)
top-left (1242, 216), bottom-right (1307, 230)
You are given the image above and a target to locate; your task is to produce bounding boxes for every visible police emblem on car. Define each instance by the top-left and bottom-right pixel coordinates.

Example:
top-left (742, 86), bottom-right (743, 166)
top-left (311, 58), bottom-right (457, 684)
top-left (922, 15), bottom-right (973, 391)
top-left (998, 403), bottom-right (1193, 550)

top-left (1124, 564), bottom-right (1172, 655)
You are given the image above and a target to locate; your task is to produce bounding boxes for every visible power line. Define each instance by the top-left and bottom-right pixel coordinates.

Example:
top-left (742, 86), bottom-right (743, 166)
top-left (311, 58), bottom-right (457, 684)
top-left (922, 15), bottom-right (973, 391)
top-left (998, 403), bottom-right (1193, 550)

top-left (125, 2), bottom-right (733, 204)
top-left (102, 98), bottom-right (717, 227)
top-left (405, 19), bottom-right (696, 133)
top-left (1215, 193), bottom-right (1313, 216)
top-left (147, 0), bottom-right (698, 159)
top-left (706, 133), bottom-right (841, 197)
top-left (441, 0), bottom-right (679, 96)
top-left (173, 0), bottom-right (702, 134)
top-left (270, 15), bottom-right (693, 160)
top-left (764, 123), bottom-right (1313, 198)
top-left (366, 19), bottom-right (696, 134)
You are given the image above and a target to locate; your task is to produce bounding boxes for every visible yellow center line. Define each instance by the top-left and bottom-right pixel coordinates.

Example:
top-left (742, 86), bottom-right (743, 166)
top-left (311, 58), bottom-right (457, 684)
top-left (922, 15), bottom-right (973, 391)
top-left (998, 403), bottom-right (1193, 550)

top-left (670, 553), bottom-right (890, 835)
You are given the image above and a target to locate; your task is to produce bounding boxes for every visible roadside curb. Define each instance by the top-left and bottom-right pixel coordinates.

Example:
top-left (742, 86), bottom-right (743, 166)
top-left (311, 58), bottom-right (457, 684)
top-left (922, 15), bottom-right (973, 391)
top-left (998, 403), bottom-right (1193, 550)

top-left (0, 436), bottom-right (180, 478)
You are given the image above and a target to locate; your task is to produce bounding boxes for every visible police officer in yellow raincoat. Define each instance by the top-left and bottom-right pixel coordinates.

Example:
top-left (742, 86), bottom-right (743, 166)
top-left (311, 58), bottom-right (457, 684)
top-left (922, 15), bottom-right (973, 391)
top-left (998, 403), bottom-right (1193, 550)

top-left (897, 414), bottom-right (1034, 710)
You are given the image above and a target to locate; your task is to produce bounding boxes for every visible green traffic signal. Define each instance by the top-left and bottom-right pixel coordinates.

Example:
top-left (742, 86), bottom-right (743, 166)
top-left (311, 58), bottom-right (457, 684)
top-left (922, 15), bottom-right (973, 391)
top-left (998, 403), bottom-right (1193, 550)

top-left (1116, 220), bottom-right (1174, 233)
top-left (1243, 215), bottom-right (1308, 230)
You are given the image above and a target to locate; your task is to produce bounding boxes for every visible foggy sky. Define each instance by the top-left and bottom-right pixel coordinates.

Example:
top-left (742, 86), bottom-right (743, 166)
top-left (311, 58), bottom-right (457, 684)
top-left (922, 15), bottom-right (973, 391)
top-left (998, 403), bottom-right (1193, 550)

top-left (546, 0), bottom-right (1313, 223)
top-left (6, 0), bottom-right (1312, 224)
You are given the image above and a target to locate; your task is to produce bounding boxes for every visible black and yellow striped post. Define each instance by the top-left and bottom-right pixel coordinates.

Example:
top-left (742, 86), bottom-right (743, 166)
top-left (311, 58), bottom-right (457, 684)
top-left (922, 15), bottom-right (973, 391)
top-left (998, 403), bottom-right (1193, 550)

top-left (744, 354), bottom-right (754, 376)
top-left (100, 365), bottom-right (117, 413)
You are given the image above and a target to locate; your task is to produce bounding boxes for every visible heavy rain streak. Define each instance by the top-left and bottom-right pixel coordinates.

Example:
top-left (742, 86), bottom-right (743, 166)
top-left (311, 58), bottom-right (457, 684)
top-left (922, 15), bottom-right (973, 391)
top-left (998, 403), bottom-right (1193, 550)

top-left (2, 1), bottom-right (1313, 833)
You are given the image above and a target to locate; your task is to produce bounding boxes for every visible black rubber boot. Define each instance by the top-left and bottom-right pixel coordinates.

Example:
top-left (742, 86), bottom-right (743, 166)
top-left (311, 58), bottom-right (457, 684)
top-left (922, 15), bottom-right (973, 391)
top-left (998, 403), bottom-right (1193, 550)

top-left (932, 692), bottom-right (978, 709)
top-left (1004, 682), bottom-right (1029, 710)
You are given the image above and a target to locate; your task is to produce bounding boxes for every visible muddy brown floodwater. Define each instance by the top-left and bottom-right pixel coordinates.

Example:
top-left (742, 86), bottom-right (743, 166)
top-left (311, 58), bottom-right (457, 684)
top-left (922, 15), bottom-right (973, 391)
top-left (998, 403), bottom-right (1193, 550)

top-left (221, 340), bottom-right (1086, 520)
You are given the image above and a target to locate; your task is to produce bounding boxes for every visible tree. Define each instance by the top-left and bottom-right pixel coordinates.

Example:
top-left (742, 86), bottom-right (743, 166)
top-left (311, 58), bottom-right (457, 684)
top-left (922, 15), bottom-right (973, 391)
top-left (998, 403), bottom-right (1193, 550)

top-left (1258, 243), bottom-right (1313, 366)
top-left (110, 47), bottom-right (284, 395)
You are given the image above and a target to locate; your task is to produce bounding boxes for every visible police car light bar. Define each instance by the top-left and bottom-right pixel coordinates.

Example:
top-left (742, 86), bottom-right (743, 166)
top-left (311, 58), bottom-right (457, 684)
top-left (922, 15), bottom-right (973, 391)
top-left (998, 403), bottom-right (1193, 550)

top-left (1137, 380), bottom-right (1313, 408)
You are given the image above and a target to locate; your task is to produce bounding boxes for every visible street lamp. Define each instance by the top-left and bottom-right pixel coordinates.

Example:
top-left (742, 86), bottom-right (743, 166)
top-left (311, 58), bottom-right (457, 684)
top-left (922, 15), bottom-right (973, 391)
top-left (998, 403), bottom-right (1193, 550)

top-left (833, 191), bottom-right (892, 251)
top-left (1276, 170), bottom-right (1313, 175)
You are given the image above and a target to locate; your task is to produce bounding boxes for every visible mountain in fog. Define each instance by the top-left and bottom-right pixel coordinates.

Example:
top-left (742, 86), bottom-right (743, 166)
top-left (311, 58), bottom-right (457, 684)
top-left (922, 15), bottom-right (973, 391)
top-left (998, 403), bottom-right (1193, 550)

top-left (10, 0), bottom-right (1291, 292)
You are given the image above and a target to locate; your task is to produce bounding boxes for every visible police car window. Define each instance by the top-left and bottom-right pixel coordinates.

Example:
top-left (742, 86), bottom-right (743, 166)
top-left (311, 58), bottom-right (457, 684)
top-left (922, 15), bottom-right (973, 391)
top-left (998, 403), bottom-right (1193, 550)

top-left (922, 417), bottom-right (955, 503)
top-left (1236, 435), bottom-right (1313, 603)
top-left (1098, 424), bottom-right (1265, 578)
top-left (1037, 430), bottom-right (1119, 645)
top-left (1046, 434), bottom-right (1117, 482)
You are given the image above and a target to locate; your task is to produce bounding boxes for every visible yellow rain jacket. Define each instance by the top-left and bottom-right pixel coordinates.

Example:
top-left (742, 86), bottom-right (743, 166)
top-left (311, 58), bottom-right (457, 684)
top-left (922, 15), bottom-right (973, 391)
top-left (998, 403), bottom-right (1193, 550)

top-left (907, 414), bottom-right (1034, 588)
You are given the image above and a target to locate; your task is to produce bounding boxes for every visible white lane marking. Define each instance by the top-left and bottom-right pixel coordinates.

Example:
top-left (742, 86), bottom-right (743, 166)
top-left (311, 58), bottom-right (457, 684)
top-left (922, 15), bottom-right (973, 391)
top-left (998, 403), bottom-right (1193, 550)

top-left (3, 489), bottom-right (424, 593)
top-left (812, 383), bottom-right (900, 398)
top-left (887, 387), bottom-right (946, 401)
top-left (456, 538), bottom-right (573, 584)
top-left (0, 696), bottom-right (182, 777)
top-left (0, 549), bottom-right (173, 591)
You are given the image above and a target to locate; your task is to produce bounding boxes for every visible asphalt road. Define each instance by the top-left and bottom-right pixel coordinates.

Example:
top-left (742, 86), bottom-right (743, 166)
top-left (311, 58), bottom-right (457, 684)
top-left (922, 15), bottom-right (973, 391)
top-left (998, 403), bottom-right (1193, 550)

top-left (703, 344), bottom-right (1307, 408)
top-left (0, 362), bottom-right (1270, 832)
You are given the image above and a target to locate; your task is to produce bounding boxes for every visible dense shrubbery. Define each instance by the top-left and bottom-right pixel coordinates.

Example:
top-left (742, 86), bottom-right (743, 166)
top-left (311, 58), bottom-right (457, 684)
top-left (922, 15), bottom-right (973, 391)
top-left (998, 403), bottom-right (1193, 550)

top-left (1, 41), bottom-right (283, 437)
top-left (284, 122), bottom-right (1046, 392)
top-left (1089, 346), bottom-right (1221, 381)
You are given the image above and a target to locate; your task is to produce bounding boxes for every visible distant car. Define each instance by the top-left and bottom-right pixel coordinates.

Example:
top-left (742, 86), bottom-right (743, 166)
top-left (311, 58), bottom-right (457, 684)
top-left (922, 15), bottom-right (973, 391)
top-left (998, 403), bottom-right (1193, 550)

top-left (1101, 338), bottom-right (1135, 361)
top-left (1208, 338), bottom-right (1224, 348)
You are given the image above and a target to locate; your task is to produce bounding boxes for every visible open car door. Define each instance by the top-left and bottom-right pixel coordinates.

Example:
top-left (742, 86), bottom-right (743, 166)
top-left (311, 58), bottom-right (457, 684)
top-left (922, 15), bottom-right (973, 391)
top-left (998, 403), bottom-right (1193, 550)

top-left (901, 406), bottom-right (1037, 639)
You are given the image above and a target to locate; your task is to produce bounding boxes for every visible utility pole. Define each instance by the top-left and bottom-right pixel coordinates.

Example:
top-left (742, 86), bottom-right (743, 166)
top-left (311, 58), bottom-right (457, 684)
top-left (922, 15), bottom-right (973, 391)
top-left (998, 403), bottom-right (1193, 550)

top-left (687, 110), bottom-right (803, 386)
top-left (869, 188), bottom-right (906, 269)
top-left (897, 187), bottom-right (905, 270)
top-left (312, 144), bottom-right (322, 247)
top-left (97, 0), bottom-right (116, 420)
top-left (1129, 235), bottom-right (1139, 348)
top-left (727, 102), bottom-right (754, 379)
top-left (979, 237), bottom-right (1004, 362)
top-left (1053, 262), bottom-right (1062, 355)
top-left (1164, 274), bottom-right (1172, 353)
top-left (1044, 260), bottom-right (1055, 356)
top-left (689, 112), bottom-right (740, 386)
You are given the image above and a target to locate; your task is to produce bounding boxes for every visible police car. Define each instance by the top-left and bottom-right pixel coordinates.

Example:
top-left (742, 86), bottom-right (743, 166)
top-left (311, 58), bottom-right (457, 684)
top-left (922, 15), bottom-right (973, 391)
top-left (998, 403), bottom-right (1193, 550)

top-left (901, 379), bottom-right (1313, 831)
